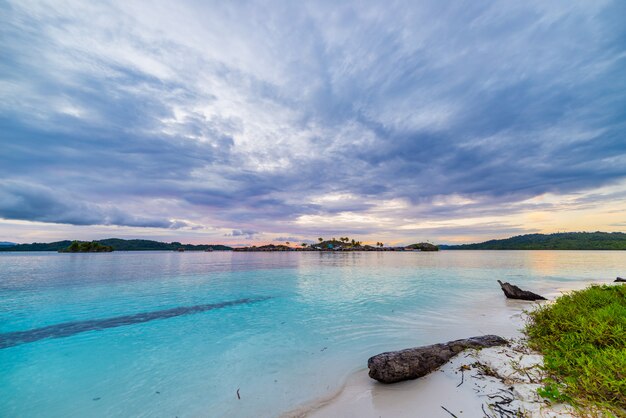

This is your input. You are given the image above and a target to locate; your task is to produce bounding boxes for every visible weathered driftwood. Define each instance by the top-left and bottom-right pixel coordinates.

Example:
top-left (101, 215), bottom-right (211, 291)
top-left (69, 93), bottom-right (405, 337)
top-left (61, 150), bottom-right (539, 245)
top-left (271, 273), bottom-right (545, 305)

top-left (615, 277), bottom-right (625, 283)
top-left (498, 280), bottom-right (546, 301)
top-left (367, 335), bottom-right (507, 383)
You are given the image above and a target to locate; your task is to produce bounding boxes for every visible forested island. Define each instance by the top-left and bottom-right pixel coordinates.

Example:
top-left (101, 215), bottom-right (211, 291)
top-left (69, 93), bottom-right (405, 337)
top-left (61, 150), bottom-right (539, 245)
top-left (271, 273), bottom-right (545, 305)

top-left (59, 241), bottom-right (114, 252)
top-left (0, 238), bottom-right (232, 252)
top-left (441, 232), bottom-right (626, 250)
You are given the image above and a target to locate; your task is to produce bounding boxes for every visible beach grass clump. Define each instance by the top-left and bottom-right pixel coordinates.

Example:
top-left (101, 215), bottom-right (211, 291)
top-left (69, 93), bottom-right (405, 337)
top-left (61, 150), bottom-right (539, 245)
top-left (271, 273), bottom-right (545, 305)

top-left (525, 285), bottom-right (626, 415)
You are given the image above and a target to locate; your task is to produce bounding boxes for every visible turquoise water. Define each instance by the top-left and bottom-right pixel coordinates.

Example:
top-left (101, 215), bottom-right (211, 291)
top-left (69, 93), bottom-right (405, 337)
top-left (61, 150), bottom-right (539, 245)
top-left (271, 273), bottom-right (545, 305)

top-left (1, 251), bottom-right (624, 417)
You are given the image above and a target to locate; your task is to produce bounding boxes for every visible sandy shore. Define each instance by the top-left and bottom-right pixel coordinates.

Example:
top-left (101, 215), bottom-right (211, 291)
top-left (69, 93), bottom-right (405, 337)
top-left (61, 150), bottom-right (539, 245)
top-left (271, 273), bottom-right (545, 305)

top-left (300, 341), bottom-right (573, 418)
top-left (283, 284), bottom-right (586, 418)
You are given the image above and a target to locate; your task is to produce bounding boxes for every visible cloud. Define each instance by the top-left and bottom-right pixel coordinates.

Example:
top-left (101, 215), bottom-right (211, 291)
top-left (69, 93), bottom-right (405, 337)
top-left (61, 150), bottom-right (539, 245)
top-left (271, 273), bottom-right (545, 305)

top-left (225, 229), bottom-right (259, 239)
top-left (0, 181), bottom-right (181, 229)
top-left (0, 0), bottom-right (625, 241)
top-left (273, 237), bottom-right (300, 243)
top-left (168, 220), bottom-right (194, 229)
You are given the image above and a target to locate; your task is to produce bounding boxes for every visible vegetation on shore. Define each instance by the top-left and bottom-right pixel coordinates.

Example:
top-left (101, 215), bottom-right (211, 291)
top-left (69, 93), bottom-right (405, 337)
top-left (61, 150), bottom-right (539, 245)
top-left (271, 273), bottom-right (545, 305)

top-left (442, 232), bottom-right (626, 250)
top-left (0, 238), bottom-right (232, 252)
top-left (525, 285), bottom-right (626, 415)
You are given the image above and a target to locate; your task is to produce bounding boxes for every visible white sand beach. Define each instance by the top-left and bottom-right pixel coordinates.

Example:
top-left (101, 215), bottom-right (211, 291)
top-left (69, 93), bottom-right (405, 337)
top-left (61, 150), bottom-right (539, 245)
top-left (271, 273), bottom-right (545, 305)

top-left (303, 342), bottom-right (573, 418)
top-left (284, 282), bottom-right (593, 418)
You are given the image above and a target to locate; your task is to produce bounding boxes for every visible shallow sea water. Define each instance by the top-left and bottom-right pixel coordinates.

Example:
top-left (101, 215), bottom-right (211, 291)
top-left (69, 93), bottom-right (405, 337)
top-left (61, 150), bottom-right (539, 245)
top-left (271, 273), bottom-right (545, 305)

top-left (1, 250), bottom-right (624, 417)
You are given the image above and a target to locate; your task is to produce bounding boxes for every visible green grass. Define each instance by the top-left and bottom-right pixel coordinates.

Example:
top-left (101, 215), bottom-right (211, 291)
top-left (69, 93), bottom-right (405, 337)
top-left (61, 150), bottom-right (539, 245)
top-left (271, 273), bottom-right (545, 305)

top-left (525, 285), bottom-right (626, 416)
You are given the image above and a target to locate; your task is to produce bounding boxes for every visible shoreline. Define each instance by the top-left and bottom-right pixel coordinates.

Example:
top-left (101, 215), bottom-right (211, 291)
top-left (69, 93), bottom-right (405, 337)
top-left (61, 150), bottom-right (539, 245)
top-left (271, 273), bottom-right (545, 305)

top-left (299, 342), bottom-right (574, 418)
top-left (282, 280), bottom-right (608, 418)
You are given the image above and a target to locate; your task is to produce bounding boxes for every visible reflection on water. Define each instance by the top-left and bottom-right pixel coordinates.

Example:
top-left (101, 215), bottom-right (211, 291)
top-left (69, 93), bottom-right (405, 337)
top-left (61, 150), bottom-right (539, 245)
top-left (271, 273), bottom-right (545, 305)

top-left (0, 250), bottom-right (624, 417)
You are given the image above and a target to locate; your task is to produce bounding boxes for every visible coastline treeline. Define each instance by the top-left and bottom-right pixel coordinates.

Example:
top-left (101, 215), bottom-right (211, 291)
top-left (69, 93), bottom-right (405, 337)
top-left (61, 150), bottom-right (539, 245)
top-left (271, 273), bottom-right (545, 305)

top-left (441, 232), bottom-right (626, 250)
top-left (0, 238), bottom-right (232, 252)
top-left (2, 232), bottom-right (625, 252)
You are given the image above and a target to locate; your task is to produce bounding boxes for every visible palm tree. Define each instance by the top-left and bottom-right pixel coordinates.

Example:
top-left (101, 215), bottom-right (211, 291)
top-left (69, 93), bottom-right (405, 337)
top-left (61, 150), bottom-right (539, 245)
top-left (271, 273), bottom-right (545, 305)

top-left (351, 239), bottom-right (356, 246)
top-left (318, 237), bottom-right (323, 243)
top-left (285, 242), bottom-right (290, 245)
top-left (301, 243), bottom-right (307, 248)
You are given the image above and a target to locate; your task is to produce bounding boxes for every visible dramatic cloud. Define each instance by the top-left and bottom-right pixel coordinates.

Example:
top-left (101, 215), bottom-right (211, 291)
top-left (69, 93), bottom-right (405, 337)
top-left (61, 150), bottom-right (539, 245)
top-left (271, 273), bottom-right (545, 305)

top-left (0, 0), bottom-right (625, 244)
top-left (0, 181), bottom-right (183, 229)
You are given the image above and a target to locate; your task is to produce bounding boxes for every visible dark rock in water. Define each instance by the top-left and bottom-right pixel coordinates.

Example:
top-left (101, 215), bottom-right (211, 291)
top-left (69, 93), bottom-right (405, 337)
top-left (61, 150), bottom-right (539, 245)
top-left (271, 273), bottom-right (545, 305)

top-left (615, 277), bottom-right (625, 283)
top-left (368, 335), bottom-right (507, 383)
top-left (498, 280), bottom-right (546, 301)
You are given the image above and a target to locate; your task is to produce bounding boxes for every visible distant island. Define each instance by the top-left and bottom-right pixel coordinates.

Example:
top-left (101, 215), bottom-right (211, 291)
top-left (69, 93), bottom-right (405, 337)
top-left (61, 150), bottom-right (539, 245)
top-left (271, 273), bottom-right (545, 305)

top-left (0, 237), bottom-right (438, 252)
top-left (441, 232), bottom-right (626, 250)
top-left (234, 238), bottom-right (439, 252)
top-left (0, 238), bottom-right (233, 252)
top-left (1, 232), bottom-right (624, 253)
top-left (59, 241), bottom-right (114, 253)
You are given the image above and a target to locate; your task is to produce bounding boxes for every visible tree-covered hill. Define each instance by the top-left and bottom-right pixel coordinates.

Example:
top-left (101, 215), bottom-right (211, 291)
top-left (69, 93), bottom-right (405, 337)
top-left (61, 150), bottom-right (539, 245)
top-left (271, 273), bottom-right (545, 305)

top-left (0, 239), bottom-right (232, 252)
top-left (95, 238), bottom-right (232, 251)
top-left (0, 240), bottom-right (73, 251)
top-left (441, 232), bottom-right (626, 250)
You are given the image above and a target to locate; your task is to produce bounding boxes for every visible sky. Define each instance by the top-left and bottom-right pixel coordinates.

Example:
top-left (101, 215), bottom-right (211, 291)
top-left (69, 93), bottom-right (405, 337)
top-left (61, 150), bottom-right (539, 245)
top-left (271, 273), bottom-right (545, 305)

top-left (1, 0), bottom-right (625, 246)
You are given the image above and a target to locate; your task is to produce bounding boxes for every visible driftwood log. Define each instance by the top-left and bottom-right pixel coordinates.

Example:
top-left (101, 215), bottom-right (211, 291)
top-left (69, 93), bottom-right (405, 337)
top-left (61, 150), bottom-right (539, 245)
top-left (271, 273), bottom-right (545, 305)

top-left (368, 335), bottom-right (507, 383)
top-left (615, 277), bottom-right (625, 283)
top-left (498, 280), bottom-right (546, 301)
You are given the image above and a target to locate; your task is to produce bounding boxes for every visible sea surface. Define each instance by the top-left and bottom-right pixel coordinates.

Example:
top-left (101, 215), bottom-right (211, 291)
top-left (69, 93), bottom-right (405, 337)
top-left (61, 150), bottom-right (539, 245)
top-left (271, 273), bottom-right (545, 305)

top-left (1, 250), bottom-right (624, 417)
